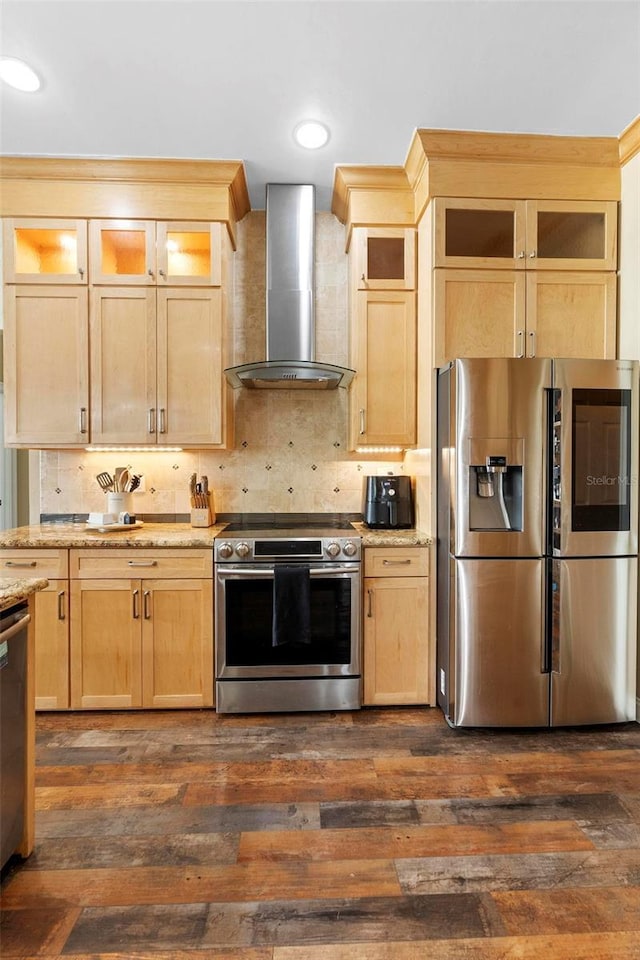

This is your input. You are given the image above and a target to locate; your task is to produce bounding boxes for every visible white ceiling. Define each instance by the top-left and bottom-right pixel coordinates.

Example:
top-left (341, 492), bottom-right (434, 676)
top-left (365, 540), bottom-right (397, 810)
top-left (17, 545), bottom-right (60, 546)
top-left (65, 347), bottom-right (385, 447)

top-left (1, 1), bottom-right (639, 211)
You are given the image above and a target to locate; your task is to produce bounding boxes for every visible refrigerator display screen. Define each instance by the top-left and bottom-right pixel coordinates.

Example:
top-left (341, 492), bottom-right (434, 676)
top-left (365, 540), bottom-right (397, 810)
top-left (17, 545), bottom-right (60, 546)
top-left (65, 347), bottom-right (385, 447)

top-left (572, 388), bottom-right (632, 532)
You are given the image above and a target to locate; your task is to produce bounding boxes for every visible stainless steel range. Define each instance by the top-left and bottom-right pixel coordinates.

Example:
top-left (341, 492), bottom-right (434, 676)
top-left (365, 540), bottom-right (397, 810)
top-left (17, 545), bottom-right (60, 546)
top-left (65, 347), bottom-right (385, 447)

top-left (214, 515), bottom-right (362, 713)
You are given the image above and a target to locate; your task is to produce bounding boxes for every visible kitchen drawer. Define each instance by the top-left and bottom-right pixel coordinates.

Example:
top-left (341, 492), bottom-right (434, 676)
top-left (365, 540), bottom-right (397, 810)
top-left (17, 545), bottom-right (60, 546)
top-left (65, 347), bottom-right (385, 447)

top-left (0, 549), bottom-right (69, 579)
top-left (364, 546), bottom-right (429, 578)
top-left (70, 548), bottom-right (212, 579)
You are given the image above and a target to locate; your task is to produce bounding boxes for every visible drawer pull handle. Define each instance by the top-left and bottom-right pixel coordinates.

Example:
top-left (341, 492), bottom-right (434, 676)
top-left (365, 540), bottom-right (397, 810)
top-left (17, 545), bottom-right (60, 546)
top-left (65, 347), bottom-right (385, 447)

top-left (143, 590), bottom-right (151, 620)
top-left (382, 559), bottom-right (412, 565)
top-left (127, 560), bottom-right (157, 567)
top-left (4, 560), bottom-right (37, 568)
top-left (132, 589), bottom-right (140, 620)
top-left (57, 590), bottom-right (66, 621)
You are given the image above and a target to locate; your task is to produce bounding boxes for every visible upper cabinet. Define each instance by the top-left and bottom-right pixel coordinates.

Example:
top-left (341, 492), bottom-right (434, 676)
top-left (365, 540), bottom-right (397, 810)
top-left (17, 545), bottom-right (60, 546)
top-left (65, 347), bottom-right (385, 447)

top-left (347, 227), bottom-right (417, 450)
top-left (1, 157), bottom-right (250, 449)
top-left (353, 227), bottom-right (416, 289)
top-left (3, 218), bottom-right (88, 283)
top-left (89, 220), bottom-right (222, 286)
top-left (434, 198), bottom-right (617, 272)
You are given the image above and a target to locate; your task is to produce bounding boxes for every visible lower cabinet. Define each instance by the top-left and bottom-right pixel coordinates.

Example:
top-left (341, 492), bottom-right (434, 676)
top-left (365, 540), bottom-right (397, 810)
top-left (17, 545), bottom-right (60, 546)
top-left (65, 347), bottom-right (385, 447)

top-left (362, 546), bottom-right (431, 706)
top-left (69, 548), bottom-right (214, 710)
top-left (0, 549), bottom-right (70, 710)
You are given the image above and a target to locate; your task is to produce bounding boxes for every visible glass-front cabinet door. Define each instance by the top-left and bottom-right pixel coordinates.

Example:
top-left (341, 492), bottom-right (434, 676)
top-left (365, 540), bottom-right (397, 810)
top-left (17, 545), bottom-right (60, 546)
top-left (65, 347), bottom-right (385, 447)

top-left (434, 199), bottom-right (526, 269)
top-left (89, 220), bottom-right (156, 284)
top-left (3, 219), bottom-right (88, 283)
top-left (354, 227), bottom-right (416, 290)
top-left (434, 198), bottom-right (617, 272)
top-left (156, 222), bottom-right (222, 285)
top-left (526, 200), bottom-right (617, 271)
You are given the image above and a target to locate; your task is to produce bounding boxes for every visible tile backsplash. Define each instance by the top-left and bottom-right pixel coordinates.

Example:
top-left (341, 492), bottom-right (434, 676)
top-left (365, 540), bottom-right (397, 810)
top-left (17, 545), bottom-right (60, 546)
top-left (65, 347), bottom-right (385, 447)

top-left (38, 211), bottom-right (406, 518)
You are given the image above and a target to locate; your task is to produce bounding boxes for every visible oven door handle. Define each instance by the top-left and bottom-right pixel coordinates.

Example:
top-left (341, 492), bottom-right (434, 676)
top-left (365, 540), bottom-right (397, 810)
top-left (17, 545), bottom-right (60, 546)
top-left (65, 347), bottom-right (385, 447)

top-left (217, 566), bottom-right (359, 577)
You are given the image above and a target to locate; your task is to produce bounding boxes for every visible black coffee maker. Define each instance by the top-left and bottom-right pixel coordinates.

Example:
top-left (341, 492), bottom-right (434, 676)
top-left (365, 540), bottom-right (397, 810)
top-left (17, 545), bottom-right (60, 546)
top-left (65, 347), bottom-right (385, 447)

top-left (363, 475), bottom-right (414, 529)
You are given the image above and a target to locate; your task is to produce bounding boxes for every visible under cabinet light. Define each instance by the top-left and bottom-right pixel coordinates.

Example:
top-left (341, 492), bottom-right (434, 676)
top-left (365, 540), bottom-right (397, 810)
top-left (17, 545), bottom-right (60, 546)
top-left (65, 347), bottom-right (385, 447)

top-left (356, 446), bottom-right (404, 454)
top-left (85, 446), bottom-right (183, 453)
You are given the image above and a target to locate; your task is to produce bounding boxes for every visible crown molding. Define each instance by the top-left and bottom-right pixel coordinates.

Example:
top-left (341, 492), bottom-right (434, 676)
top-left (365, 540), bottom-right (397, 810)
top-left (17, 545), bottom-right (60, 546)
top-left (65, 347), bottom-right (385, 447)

top-left (619, 115), bottom-right (640, 166)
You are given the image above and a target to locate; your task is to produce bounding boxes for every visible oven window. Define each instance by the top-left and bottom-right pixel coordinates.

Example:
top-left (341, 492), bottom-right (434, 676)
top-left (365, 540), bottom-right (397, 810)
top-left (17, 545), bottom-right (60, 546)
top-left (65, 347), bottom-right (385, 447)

top-left (224, 576), bottom-right (352, 666)
top-left (571, 388), bottom-right (632, 532)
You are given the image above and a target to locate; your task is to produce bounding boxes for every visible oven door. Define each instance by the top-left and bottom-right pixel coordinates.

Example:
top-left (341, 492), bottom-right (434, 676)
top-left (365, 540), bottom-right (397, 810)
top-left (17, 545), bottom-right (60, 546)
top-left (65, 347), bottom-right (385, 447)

top-left (215, 562), bottom-right (361, 679)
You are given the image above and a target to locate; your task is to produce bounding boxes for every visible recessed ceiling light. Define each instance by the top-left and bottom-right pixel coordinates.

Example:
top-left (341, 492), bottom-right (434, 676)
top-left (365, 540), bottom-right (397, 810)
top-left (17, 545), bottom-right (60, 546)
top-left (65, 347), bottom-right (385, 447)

top-left (293, 120), bottom-right (330, 150)
top-left (0, 57), bottom-right (41, 92)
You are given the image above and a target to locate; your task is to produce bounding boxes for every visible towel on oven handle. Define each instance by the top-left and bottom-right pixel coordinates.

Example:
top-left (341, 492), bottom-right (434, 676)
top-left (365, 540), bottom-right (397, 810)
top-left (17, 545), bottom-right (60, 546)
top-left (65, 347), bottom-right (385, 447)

top-left (272, 564), bottom-right (311, 647)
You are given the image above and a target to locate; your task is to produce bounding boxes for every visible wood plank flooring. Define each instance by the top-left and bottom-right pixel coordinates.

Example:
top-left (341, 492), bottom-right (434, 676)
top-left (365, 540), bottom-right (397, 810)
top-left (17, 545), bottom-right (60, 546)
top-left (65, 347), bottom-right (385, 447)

top-left (1, 707), bottom-right (639, 958)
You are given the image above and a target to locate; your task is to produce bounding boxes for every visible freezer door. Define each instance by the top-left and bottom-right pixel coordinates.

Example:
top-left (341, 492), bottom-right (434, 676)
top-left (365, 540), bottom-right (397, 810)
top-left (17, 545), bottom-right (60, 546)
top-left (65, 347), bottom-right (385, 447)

top-left (553, 359), bottom-right (639, 557)
top-left (453, 357), bottom-right (551, 558)
top-left (551, 557), bottom-right (637, 725)
top-left (453, 558), bottom-right (548, 727)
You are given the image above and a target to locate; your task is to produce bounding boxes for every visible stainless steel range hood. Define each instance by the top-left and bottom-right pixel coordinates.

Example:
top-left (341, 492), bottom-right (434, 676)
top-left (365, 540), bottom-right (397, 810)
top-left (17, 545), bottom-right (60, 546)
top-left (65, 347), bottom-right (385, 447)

top-left (224, 183), bottom-right (355, 390)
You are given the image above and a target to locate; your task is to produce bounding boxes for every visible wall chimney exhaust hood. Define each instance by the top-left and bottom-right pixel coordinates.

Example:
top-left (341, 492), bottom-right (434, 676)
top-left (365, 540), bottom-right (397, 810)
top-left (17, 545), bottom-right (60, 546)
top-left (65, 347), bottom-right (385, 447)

top-left (224, 183), bottom-right (355, 390)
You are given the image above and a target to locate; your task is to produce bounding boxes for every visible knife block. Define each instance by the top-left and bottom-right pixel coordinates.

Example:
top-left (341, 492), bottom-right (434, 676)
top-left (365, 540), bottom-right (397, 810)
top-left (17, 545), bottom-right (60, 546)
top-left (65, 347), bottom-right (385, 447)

top-left (190, 492), bottom-right (215, 527)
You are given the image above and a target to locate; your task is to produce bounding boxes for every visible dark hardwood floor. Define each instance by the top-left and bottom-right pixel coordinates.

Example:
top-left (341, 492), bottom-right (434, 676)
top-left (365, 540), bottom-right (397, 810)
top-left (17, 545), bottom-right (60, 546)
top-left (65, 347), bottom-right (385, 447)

top-left (1, 706), bottom-right (639, 958)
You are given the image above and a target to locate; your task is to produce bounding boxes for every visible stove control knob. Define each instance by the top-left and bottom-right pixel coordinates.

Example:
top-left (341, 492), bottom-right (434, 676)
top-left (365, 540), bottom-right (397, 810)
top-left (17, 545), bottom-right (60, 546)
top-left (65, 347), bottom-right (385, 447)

top-left (235, 541), bottom-right (250, 559)
top-left (217, 542), bottom-right (233, 559)
top-left (325, 541), bottom-right (341, 558)
top-left (342, 541), bottom-right (358, 557)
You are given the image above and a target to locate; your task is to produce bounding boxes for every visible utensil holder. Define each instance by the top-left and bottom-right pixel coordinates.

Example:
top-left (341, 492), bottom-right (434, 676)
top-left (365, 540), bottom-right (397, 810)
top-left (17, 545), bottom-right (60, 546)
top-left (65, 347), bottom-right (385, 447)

top-left (106, 492), bottom-right (132, 518)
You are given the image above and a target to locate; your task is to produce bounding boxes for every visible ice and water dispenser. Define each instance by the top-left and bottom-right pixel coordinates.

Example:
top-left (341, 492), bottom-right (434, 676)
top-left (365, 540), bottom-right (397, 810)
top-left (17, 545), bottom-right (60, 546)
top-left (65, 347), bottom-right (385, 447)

top-left (468, 439), bottom-right (523, 532)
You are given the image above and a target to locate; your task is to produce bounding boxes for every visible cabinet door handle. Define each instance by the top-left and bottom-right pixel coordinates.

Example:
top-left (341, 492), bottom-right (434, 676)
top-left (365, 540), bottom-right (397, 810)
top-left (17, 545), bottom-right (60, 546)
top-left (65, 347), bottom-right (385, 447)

top-left (516, 330), bottom-right (525, 358)
top-left (529, 250), bottom-right (536, 259)
top-left (367, 588), bottom-right (374, 618)
top-left (4, 560), bottom-right (37, 568)
top-left (143, 590), bottom-right (151, 620)
top-left (132, 588), bottom-right (140, 619)
top-left (158, 269), bottom-right (166, 279)
top-left (147, 268), bottom-right (154, 279)
top-left (148, 408), bottom-right (156, 434)
top-left (57, 590), bottom-right (66, 621)
top-left (528, 330), bottom-right (537, 358)
top-left (128, 559), bottom-right (157, 567)
top-left (159, 408), bottom-right (166, 434)
top-left (79, 407), bottom-right (88, 434)
top-left (517, 251), bottom-right (525, 259)
top-left (78, 266), bottom-right (85, 278)
top-left (359, 409), bottom-right (366, 436)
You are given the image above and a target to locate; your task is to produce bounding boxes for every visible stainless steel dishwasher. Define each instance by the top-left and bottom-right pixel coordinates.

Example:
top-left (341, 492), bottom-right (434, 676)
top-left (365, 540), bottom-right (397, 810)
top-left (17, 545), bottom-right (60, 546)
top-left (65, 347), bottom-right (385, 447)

top-left (0, 600), bottom-right (30, 870)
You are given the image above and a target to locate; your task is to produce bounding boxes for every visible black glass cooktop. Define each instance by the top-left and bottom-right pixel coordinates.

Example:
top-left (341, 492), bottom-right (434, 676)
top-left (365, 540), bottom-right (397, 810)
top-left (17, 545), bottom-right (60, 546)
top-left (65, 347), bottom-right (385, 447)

top-left (221, 513), bottom-right (359, 534)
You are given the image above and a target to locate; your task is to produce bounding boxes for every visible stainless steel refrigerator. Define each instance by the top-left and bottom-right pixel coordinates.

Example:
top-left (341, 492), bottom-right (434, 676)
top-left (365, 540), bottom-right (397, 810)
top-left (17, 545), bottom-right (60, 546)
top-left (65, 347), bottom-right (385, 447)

top-left (437, 357), bottom-right (638, 727)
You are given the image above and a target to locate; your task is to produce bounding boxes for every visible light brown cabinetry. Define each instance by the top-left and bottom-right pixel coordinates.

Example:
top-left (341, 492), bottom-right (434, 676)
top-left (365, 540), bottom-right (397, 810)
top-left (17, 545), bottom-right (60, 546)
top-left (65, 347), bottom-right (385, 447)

top-left (434, 198), bottom-right (617, 271)
top-left (3, 215), bottom-right (232, 448)
top-left (3, 285), bottom-right (89, 446)
top-left (363, 546), bottom-right (430, 706)
top-left (88, 220), bottom-right (222, 286)
top-left (434, 269), bottom-right (616, 365)
top-left (69, 549), bottom-right (213, 710)
top-left (89, 286), bottom-right (226, 445)
top-left (3, 218), bottom-right (88, 283)
top-left (0, 550), bottom-right (70, 710)
top-left (348, 228), bottom-right (417, 449)
top-left (353, 227), bottom-right (416, 289)
top-left (432, 198), bottom-right (618, 366)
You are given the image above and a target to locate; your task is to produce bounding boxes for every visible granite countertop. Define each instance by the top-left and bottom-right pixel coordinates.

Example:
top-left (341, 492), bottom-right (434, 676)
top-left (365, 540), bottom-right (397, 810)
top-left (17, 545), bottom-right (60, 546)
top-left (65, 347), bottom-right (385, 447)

top-left (0, 521), bottom-right (432, 550)
top-left (0, 577), bottom-right (49, 612)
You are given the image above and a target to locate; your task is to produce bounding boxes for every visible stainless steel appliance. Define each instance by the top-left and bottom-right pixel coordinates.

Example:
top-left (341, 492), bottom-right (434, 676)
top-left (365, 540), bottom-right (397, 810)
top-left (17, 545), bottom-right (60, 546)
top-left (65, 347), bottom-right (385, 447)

top-left (437, 357), bottom-right (639, 727)
top-left (224, 184), bottom-right (355, 390)
top-left (1, 600), bottom-right (30, 869)
top-left (363, 475), bottom-right (414, 529)
top-left (215, 515), bottom-right (362, 713)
